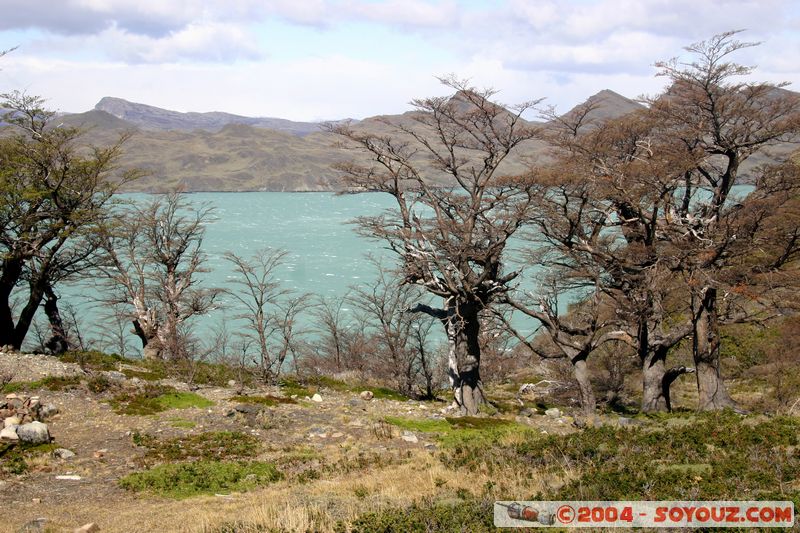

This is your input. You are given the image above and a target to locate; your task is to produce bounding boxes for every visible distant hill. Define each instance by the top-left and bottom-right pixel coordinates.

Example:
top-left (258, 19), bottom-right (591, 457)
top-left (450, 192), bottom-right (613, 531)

top-left (94, 97), bottom-right (330, 136)
top-left (21, 89), bottom-right (795, 192)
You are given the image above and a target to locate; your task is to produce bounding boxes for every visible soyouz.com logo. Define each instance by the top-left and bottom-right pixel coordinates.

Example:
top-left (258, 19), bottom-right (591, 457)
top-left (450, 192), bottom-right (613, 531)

top-left (494, 501), bottom-right (795, 528)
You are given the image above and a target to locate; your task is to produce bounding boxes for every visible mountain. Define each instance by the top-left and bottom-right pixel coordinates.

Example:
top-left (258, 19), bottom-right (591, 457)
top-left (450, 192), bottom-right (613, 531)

top-left (25, 89), bottom-right (796, 192)
top-left (94, 97), bottom-right (328, 136)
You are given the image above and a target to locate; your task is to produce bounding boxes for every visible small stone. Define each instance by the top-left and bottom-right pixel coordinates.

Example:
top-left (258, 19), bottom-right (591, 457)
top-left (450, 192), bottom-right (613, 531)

top-left (74, 523), bottom-right (100, 533)
top-left (1, 425), bottom-right (20, 441)
top-left (519, 408), bottom-right (535, 418)
top-left (39, 404), bottom-right (59, 420)
top-left (31, 498), bottom-right (41, 504)
top-left (290, 394), bottom-right (298, 399)
top-left (4, 416), bottom-right (20, 428)
top-left (105, 371), bottom-right (126, 381)
top-left (424, 443), bottom-right (438, 451)
top-left (311, 393), bottom-right (323, 403)
top-left (223, 409), bottom-right (236, 417)
top-left (359, 390), bottom-right (374, 401)
top-left (401, 431), bottom-right (418, 443)
top-left (56, 475), bottom-right (82, 480)
top-left (331, 432), bottom-right (344, 438)
top-left (544, 407), bottom-right (562, 418)
top-left (16, 421), bottom-right (50, 445)
top-left (53, 448), bottom-right (76, 459)
top-left (618, 417), bottom-right (634, 426)
top-left (93, 449), bottom-right (108, 459)
top-left (5, 393), bottom-right (18, 400)
top-left (227, 380), bottom-right (236, 388)
top-left (418, 404), bottom-right (427, 410)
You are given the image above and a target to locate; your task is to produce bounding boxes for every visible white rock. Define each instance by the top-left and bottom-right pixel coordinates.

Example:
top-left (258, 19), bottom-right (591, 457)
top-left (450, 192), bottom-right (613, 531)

top-left (74, 523), bottom-right (100, 533)
top-left (227, 380), bottom-right (237, 388)
top-left (359, 390), bottom-right (374, 401)
top-left (0, 425), bottom-right (18, 440)
top-left (401, 431), bottom-right (418, 443)
top-left (16, 421), bottom-right (50, 445)
top-left (53, 448), bottom-right (76, 459)
top-left (4, 416), bottom-right (20, 428)
top-left (311, 393), bottom-right (323, 403)
top-left (55, 475), bottom-right (82, 480)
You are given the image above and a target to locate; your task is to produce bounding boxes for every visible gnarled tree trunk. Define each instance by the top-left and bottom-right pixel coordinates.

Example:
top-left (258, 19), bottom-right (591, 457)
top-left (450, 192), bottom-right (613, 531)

top-left (572, 355), bottom-right (596, 417)
top-left (43, 283), bottom-right (70, 355)
top-left (445, 302), bottom-right (485, 416)
top-left (693, 287), bottom-right (737, 411)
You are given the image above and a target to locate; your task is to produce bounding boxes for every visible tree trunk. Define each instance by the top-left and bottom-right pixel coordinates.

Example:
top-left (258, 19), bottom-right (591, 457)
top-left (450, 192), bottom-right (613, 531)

top-left (43, 283), bottom-right (70, 355)
top-left (0, 258), bottom-right (24, 348)
top-left (133, 319), bottom-right (163, 360)
top-left (446, 302), bottom-right (485, 416)
top-left (572, 355), bottom-right (596, 417)
top-left (641, 345), bottom-right (669, 412)
top-left (693, 287), bottom-right (737, 411)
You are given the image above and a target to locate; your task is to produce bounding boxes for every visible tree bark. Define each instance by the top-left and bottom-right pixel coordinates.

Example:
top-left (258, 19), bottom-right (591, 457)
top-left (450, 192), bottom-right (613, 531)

top-left (0, 258), bottom-right (23, 348)
top-left (43, 283), bottom-right (70, 355)
top-left (572, 355), bottom-right (596, 417)
top-left (133, 319), bottom-right (163, 360)
top-left (641, 345), bottom-right (669, 412)
top-left (693, 287), bottom-right (737, 411)
top-left (445, 302), bottom-right (485, 416)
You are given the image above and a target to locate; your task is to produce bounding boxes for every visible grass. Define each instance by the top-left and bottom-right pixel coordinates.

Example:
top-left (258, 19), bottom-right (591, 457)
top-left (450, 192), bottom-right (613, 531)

top-left (109, 385), bottom-right (213, 415)
top-left (133, 431), bottom-right (260, 464)
top-left (312, 376), bottom-right (409, 401)
top-left (119, 460), bottom-right (283, 498)
top-left (342, 496), bottom-right (495, 533)
top-left (383, 415), bottom-right (523, 447)
top-left (278, 378), bottom-right (313, 398)
top-left (231, 394), bottom-right (296, 406)
top-left (167, 418), bottom-right (197, 429)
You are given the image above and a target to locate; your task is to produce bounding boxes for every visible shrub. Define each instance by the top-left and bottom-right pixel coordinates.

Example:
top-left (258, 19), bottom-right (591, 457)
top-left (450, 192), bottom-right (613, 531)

top-left (109, 385), bottom-right (213, 415)
top-left (341, 497), bottom-right (495, 533)
top-left (133, 431), bottom-right (260, 464)
top-left (119, 460), bottom-right (282, 498)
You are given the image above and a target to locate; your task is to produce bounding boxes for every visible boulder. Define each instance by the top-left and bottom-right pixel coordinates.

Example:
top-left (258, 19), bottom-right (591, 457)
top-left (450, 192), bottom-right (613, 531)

top-left (16, 421), bottom-right (50, 445)
top-left (4, 415), bottom-right (21, 428)
top-left (359, 390), bottom-right (374, 401)
top-left (401, 431), bottom-right (418, 443)
top-left (544, 407), bottom-right (562, 418)
top-left (53, 448), bottom-right (76, 460)
top-left (311, 393), bottom-right (323, 403)
top-left (39, 404), bottom-right (59, 420)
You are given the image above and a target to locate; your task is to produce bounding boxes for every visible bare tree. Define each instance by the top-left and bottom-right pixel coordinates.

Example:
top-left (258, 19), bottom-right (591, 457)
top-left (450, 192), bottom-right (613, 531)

top-left (329, 76), bottom-right (543, 415)
top-left (348, 263), bottom-right (437, 396)
top-left (96, 191), bottom-right (219, 360)
top-left (224, 248), bottom-right (309, 383)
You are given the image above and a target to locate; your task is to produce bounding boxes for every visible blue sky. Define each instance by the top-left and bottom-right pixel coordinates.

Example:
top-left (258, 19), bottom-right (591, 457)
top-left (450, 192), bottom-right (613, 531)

top-left (0, 0), bottom-right (798, 121)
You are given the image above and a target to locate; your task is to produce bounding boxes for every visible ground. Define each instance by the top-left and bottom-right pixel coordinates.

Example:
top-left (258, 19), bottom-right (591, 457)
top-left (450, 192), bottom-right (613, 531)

top-left (0, 352), bottom-right (575, 533)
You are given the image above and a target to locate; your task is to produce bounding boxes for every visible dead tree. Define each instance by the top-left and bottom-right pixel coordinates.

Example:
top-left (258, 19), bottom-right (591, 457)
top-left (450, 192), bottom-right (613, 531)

top-left (96, 192), bottom-right (219, 360)
top-left (329, 77), bottom-right (543, 415)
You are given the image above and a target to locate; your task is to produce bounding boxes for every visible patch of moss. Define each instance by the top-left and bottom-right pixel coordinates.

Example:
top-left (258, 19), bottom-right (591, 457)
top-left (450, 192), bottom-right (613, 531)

top-left (311, 376), bottom-right (408, 401)
top-left (166, 418), bottom-right (197, 429)
top-left (59, 350), bottom-right (125, 371)
top-left (279, 378), bottom-right (312, 398)
top-left (109, 385), bottom-right (213, 415)
top-left (133, 431), bottom-right (260, 464)
top-left (0, 442), bottom-right (58, 475)
top-left (230, 394), bottom-right (296, 406)
top-left (119, 460), bottom-right (282, 498)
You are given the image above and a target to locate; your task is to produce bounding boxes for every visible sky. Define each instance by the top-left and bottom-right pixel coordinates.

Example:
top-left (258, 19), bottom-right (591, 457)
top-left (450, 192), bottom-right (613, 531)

top-left (0, 0), bottom-right (798, 121)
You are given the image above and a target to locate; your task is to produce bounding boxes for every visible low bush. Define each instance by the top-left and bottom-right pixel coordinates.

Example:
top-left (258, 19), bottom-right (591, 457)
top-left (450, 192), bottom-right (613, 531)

top-left (119, 460), bottom-right (282, 498)
top-left (341, 496), bottom-right (494, 533)
top-left (133, 431), bottom-right (260, 464)
top-left (109, 385), bottom-right (213, 415)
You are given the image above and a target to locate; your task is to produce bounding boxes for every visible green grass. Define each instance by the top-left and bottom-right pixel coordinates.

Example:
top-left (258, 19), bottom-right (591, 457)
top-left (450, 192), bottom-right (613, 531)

top-left (133, 431), bottom-right (260, 464)
top-left (278, 378), bottom-right (312, 398)
top-left (383, 415), bottom-right (523, 448)
top-left (109, 385), bottom-right (213, 415)
top-left (119, 460), bottom-right (282, 498)
top-left (231, 394), bottom-right (296, 406)
top-left (311, 376), bottom-right (408, 401)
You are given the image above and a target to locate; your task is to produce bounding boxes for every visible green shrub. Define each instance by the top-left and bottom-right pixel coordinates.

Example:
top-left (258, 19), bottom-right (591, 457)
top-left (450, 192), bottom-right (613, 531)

top-left (341, 497), bottom-right (495, 533)
top-left (119, 460), bottom-right (282, 498)
top-left (59, 350), bottom-right (125, 371)
top-left (0, 443), bottom-right (57, 475)
top-left (109, 385), bottom-right (213, 415)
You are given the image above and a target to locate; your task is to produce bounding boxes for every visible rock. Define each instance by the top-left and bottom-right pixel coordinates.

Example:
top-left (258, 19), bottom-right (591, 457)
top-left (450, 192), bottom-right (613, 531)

top-left (544, 407), bottom-right (562, 418)
top-left (331, 432), bottom-right (344, 438)
top-left (401, 431), bottom-right (418, 443)
top-left (53, 448), bottom-right (76, 460)
top-left (39, 404), bottom-right (59, 420)
top-left (424, 443), bottom-right (438, 451)
top-left (74, 523), bottom-right (100, 533)
top-left (359, 390), bottom-right (374, 400)
top-left (55, 475), bottom-right (82, 480)
top-left (223, 409), bottom-right (236, 417)
top-left (16, 421), bottom-right (50, 445)
top-left (105, 371), bottom-right (126, 381)
top-left (234, 404), bottom-right (262, 415)
top-left (618, 416), bottom-right (634, 426)
top-left (4, 415), bottom-right (20, 428)
top-left (0, 425), bottom-right (19, 440)
top-left (519, 408), bottom-right (535, 418)
top-left (519, 383), bottom-right (541, 395)
top-left (32, 498), bottom-right (41, 504)
top-left (17, 518), bottom-right (48, 533)
top-left (311, 393), bottom-right (323, 403)
top-left (93, 449), bottom-right (108, 459)
top-left (227, 380), bottom-right (237, 388)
